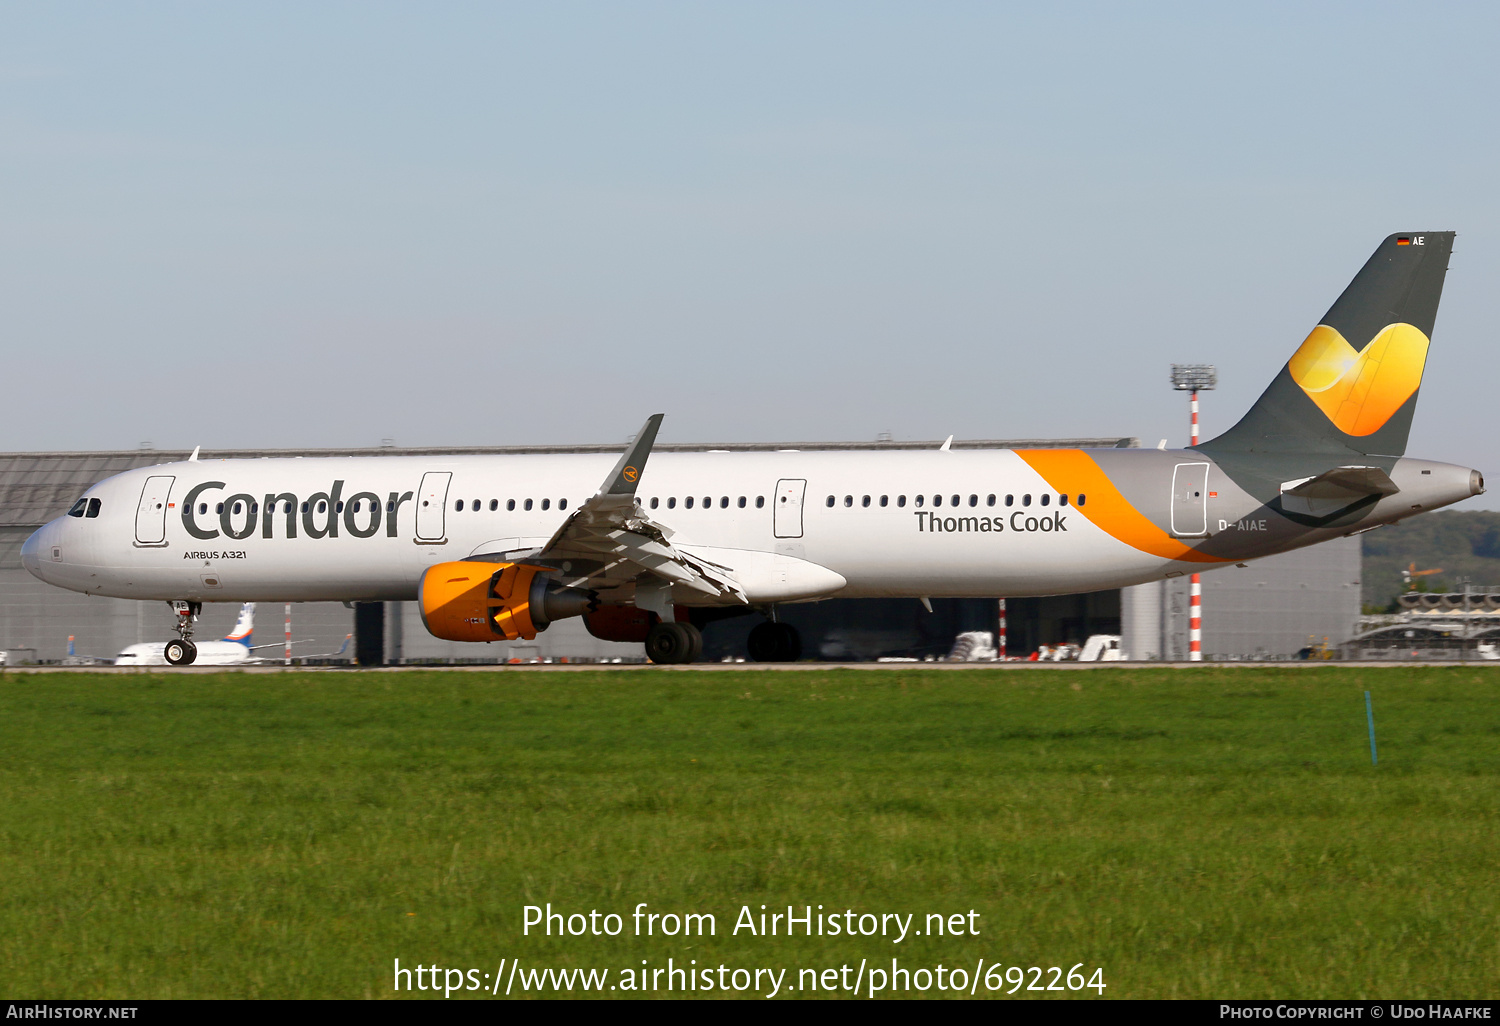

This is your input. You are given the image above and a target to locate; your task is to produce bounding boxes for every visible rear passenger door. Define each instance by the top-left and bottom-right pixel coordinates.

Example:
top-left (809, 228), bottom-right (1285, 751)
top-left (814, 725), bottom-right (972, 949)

top-left (1170, 463), bottom-right (1210, 538)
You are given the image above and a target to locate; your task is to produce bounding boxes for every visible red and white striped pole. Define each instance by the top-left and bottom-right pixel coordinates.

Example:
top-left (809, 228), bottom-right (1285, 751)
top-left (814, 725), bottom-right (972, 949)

top-left (997, 598), bottom-right (1007, 660)
top-left (1189, 576), bottom-right (1202, 662)
top-left (284, 603), bottom-right (292, 666)
top-left (1189, 389), bottom-right (1203, 662)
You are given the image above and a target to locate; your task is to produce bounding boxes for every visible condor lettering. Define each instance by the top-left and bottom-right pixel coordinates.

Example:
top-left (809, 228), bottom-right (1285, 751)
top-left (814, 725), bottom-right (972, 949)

top-left (180, 481), bottom-right (416, 541)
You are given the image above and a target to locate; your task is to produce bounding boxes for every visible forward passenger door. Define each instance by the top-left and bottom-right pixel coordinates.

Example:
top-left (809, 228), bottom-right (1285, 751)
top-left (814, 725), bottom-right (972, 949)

top-left (134, 475), bottom-right (174, 546)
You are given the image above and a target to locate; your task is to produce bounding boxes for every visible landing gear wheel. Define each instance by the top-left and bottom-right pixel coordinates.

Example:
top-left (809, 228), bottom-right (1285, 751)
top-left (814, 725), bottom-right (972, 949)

top-left (747, 622), bottom-right (801, 662)
top-left (645, 622), bottom-right (702, 664)
top-left (164, 639), bottom-right (198, 665)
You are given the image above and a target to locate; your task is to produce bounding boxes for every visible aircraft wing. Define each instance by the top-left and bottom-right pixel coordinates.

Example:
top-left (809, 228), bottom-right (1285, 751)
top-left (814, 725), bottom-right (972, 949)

top-left (486, 415), bottom-right (748, 606)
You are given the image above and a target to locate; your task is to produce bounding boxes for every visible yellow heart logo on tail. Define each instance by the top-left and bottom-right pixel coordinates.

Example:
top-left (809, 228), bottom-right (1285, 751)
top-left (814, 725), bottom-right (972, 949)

top-left (1287, 322), bottom-right (1429, 436)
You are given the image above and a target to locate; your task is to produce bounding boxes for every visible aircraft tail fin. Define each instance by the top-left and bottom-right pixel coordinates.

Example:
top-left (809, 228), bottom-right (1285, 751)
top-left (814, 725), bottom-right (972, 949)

top-left (224, 603), bottom-right (255, 647)
top-left (1201, 232), bottom-right (1454, 458)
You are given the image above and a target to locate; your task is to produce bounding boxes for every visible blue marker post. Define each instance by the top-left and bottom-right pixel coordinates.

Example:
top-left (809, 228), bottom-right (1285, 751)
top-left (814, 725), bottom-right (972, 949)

top-left (1365, 690), bottom-right (1378, 766)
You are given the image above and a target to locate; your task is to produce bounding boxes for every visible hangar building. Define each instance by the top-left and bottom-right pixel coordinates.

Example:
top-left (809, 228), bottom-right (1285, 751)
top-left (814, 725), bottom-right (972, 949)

top-left (0, 441), bottom-right (1359, 664)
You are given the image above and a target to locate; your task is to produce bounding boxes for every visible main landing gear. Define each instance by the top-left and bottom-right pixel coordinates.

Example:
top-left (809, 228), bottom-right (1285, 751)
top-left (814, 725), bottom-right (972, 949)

top-left (645, 621), bottom-right (702, 665)
top-left (747, 621), bottom-right (801, 662)
top-left (164, 600), bottom-right (201, 665)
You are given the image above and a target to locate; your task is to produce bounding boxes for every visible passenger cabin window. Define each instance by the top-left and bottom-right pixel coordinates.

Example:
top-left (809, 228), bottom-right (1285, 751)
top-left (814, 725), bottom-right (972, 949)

top-left (1005, 494), bottom-right (1014, 507)
top-left (1059, 494), bottom-right (1069, 506)
top-left (968, 494), bottom-right (977, 507)
top-left (986, 494), bottom-right (996, 506)
top-left (1040, 494), bottom-right (1050, 506)
top-left (720, 496), bottom-right (728, 508)
top-left (67, 499), bottom-right (87, 517)
top-left (542, 499), bottom-right (550, 510)
top-left (216, 502), bottom-right (224, 514)
top-left (702, 496), bottom-right (710, 508)
top-left (862, 495), bottom-right (870, 507)
top-left (844, 495), bottom-right (853, 507)
top-left (914, 495), bottom-right (923, 507)
top-left (472, 499), bottom-right (480, 512)
top-left (524, 499), bottom-right (533, 511)
top-left (755, 496), bottom-right (765, 508)
top-left (686, 496), bottom-right (695, 509)
top-left (668, 497), bottom-right (676, 509)
top-left (826, 495), bottom-right (835, 507)
top-left (953, 495), bottom-right (961, 507)
top-left (560, 498), bottom-right (568, 510)
top-left (507, 499), bottom-right (516, 511)
top-left (203, 503), bottom-right (211, 515)
top-left (898, 495), bottom-right (906, 507)
top-left (737, 496), bottom-right (746, 508)
top-left (879, 495), bottom-right (888, 507)
top-left (650, 497), bottom-right (659, 509)
top-left (490, 499), bottom-right (498, 511)
top-left (1022, 494), bottom-right (1031, 507)
top-left (932, 495), bottom-right (942, 507)
top-left (1077, 494), bottom-right (1087, 506)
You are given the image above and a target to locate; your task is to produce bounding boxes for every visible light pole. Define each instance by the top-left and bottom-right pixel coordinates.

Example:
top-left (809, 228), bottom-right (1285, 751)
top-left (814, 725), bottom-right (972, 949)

top-left (1171, 364), bottom-right (1217, 662)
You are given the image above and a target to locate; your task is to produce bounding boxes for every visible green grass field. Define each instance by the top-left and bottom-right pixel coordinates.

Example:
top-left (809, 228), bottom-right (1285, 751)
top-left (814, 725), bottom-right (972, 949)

top-left (1, 666), bottom-right (1497, 999)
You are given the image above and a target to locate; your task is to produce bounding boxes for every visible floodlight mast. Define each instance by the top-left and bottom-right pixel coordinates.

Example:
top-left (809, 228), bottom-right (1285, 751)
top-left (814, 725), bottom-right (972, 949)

top-left (1170, 364), bottom-right (1216, 663)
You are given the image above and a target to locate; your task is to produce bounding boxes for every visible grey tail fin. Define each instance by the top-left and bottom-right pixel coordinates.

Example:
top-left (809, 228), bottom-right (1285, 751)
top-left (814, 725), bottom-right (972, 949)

top-left (1200, 232), bottom-right (1454, 458)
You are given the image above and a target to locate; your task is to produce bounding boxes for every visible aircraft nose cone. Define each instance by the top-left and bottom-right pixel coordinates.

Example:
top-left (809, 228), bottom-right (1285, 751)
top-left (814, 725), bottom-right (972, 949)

top-left (20, 526), bottom-right (46, 580)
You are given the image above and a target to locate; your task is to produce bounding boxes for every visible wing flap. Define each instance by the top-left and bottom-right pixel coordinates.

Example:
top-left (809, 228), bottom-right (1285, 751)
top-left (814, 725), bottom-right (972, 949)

top-left (520, 415), bottom-right (750, 604)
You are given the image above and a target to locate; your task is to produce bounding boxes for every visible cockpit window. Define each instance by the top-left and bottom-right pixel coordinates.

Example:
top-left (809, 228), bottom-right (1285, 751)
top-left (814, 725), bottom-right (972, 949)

top-left (67, 499), bottom-right (88, 517)
top-left (86, 498), bottom-right (102, 518)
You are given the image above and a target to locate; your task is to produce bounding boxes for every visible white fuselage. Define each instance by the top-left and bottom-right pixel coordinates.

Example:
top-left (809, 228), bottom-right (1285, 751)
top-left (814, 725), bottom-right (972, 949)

top-left (22, 449), bottom-right (1225, 606)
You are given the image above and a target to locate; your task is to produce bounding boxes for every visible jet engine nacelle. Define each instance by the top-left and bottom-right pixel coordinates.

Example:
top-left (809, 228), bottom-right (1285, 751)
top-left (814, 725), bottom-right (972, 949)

top-left (419, 561), bottom-right (596, 643)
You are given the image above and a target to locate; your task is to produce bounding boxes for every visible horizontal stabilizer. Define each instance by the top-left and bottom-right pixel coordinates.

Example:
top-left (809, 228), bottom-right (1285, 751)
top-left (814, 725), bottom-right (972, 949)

top-left (1280, 466), bottom-right (1400, 499)
top-left (1278, 465), bottom-right (1398, 520)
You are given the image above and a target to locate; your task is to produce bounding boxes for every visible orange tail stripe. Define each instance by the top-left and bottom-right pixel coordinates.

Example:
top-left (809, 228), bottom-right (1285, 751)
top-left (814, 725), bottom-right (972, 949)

top-left (1015, 449), bottom-right (1227, 564)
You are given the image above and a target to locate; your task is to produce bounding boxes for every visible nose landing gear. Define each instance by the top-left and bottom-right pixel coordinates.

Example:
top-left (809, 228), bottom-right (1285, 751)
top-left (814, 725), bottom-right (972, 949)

top-left (164, 600), bottom-right (201, 665)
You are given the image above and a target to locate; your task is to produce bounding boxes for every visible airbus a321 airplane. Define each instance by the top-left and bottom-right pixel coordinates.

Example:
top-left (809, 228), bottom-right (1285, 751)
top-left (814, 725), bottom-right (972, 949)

top-left (22, 232), bottom-right (1484, 664)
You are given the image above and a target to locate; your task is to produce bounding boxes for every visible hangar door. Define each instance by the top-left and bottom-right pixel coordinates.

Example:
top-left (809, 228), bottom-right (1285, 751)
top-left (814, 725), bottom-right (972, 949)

top-left (416, 471), bottom-right (452, 541)
top-left (773, 478), bottom-right (806, 538)
top-left (134, 475), bottom-right (175, 545)
top-left (1170, 462), bottom-right (1210, 538)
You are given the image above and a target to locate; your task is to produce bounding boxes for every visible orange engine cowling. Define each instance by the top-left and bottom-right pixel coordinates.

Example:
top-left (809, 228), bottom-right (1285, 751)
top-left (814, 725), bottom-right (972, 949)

top-left (419, 561), bottom-right (596, 643)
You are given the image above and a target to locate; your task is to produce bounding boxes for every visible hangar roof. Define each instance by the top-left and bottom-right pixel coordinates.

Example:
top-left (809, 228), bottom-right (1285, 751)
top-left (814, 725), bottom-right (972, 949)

top-left (0, 437), bottom-right (1137, 528)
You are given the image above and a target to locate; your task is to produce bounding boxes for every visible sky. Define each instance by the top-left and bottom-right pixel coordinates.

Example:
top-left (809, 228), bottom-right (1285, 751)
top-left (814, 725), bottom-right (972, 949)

top-left (2, 3), bottom-right (1497, 508)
